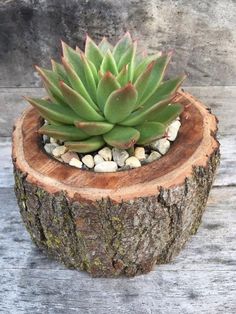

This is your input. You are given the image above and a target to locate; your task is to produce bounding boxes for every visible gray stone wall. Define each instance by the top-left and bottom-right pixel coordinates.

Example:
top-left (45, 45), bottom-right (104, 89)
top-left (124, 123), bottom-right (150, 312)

top-left (1, 0), bottom-right (236, 87)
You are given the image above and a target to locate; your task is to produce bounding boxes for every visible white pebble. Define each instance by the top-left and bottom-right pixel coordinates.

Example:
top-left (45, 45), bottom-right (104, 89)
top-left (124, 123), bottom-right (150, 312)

top-left (43, 134), bottom-right (49, 143)
top-left (125, 156), bottom-right (141, 168)
top-left (134, 147), bottom-right (146, 160)
top-left (61, 151), bottom-right (79, 163)
top-left (167, 120), bottom-right (181, 141)
top-left (147, 151), bottom-right (162, 163)
top-left (69, 157), bottom-right (83, 169)
top-left (112, 148), bottom-right (129, 167)
top-left (94, 154), bottom-right (104, 165)
top-left (44, 143), bottom-right (57, 154)
top-left (150, 138), bottom-right (170, 155)
top-left (98, 147), bottom-right (112, 161)
top-left (50, 137), bottom-right (57, 144)
top-left (52, 145), bottom-right (67, 157)
top-left (82, 155), bottom-right (95, 168)
top-left (94, 161), bottom-right (118, 173)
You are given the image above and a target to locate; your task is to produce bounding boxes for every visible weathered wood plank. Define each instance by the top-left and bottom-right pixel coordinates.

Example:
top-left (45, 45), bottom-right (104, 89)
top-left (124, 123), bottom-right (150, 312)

top-left (0, 187), bottom-right (236, 313)
top-left (0, 0), bottom-right (236, 87)
top-left (0, 268), bottom-right (235, 314)
top-left (0, 88), bottom-right (45, 137)
top-left (0, 138), bottom-right (14, 188)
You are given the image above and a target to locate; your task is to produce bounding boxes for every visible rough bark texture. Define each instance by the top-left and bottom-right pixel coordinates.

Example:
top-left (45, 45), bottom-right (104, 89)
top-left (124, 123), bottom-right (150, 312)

top-left (14, 149), bottom-right (220, 277)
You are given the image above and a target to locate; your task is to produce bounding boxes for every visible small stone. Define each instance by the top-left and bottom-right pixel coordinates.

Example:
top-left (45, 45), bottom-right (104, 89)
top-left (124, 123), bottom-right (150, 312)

top-left (61, 151), bottom-right (79, 163)
top-left (134, 147), bottom-right (145, 160)
top-left (44, 143), bottom-right (58, 154)
top-left (112, 148), bottom-right (129, 167)
top-left (50, 137), bottom-right (57, 144)
top-left (117, 165), bottom-right (131, 171)
top-left (82, 155), bottom-right (95, 169)
top-left (52, 145), bottom-right (67, 157)
top-left (94, 161), bottom-right (118, 173)
top-left (43, 134), bottom-right (49, 143)
top-left (150, 138), bottom-right (170, 155)
top-left (98, 147), bottom-right (112, 161)
top-left (69, 157), bottom-right (83, 169)
top-left (125, 156), bottom-right (141, 168)
top-left (167, 120), bottom-right (181, 141)
top-left (147, 150), bottom-right (162, 163)
top-left (94, 154), bottom-right (104, 165)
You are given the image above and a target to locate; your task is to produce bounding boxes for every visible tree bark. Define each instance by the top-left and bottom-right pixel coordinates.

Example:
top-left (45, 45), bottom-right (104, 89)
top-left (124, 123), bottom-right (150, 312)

top-left (12, 91), bottom-right (220, 277)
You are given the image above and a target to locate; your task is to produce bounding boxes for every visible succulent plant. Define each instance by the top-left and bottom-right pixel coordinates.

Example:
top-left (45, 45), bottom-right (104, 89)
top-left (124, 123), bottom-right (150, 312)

top-left (25, 32), bottom-right (186, 153)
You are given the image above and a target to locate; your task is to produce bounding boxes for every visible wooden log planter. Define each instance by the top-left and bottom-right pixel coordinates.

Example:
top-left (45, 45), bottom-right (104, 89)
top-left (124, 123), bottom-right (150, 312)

top-left (12, 91), bottom-right (220, 277)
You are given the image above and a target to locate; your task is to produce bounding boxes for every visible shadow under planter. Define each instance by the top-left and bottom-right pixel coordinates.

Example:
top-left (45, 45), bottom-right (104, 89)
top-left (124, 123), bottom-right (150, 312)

top-left (12, 91), bottom-right (220, 277)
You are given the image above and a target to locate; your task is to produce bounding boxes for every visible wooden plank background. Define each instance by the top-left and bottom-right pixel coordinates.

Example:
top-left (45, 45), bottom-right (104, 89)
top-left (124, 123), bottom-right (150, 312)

top-left (0, 0), bottom-right (236, 313)
top-left (0, 0), bottom-right (236, 88)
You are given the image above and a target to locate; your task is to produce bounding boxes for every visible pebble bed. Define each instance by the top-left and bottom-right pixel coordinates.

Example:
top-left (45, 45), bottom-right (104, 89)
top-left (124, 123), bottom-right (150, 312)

top-left (42, 119), bottom-right (181, 173)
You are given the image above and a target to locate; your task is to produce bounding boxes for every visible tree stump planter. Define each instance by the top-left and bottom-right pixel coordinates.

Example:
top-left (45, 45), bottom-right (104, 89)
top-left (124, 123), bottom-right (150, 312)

top-left (12, 91), bottom-right (220, 277)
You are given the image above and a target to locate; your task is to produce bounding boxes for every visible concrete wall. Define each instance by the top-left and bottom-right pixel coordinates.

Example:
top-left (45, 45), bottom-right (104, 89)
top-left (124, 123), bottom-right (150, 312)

top-left (1, 0), bottom-right (236, 87)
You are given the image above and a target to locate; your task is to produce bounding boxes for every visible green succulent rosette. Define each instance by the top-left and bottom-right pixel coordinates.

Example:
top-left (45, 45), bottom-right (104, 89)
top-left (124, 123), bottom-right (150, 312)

top-left (26, 32), bottom-right (186, 153)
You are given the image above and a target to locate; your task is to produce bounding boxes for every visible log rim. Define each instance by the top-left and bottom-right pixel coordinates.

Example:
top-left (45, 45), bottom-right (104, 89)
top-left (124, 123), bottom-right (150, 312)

top-left (12, 90), bottom-right (219, 202)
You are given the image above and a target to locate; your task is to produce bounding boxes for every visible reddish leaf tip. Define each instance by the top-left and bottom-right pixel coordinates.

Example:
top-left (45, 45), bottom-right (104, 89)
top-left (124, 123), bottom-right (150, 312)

top-left (103, 71), bottom-right (114, 78)
top-left (34, 65), bottom-right (41, 73)
top-left (167, 50), bottom-right (174, 57)
top-left (59, 80), bottom-right (66, 88)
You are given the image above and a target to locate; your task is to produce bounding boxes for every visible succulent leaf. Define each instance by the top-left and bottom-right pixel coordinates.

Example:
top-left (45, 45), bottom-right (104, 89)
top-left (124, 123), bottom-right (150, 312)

top-left (74, 121), bottom-right (114, 136)
top-left (35, 66), bottom-right (66, 105)
top-left (133, 52), bottom-right (162, 82)
top-left (100, 50), bottom-right (118, 76)
top-left (135, 55), bottom-right (171, 106)
top-left (80, 53), bottom-right (98, 102)
top-left (85, 35), bottom-right (103, 70)
top-left (39, 124), bottom-right (89, 141)
top-left (25, 97), bottom-right (80, 124)
top-left (60, 82), bottom-right (104, 121)
top-left (65, 136), bottom-right (105, 153)
top-left (61, 41), bottom-right (87, 86)
top-left (150, 103), bottom-right (184, 125)
top-left (120, 97), bottom-right (173, 126)
top-left (98, 37), bottom-right (113, 54)
top-left (104, 83), bottom-right (138, 123)
top-left (96, 72), bottom-right (120, 111)
top-left (142, 74), bottom-right (186, 109)
top-left (135, 122), bottom-right (166, 145)
top-left (117, 41), bottom-right (137, 75)
top-left (113, 32), bottom-right (132, 63)
top-left (116, 65), bottom-right (129, 86)
top-left (62, 57), bottom-right (97, 110)
top-left (51, 60), bottom-right (70, 85)
top-left (103, 126), bottom-right (140, 149)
